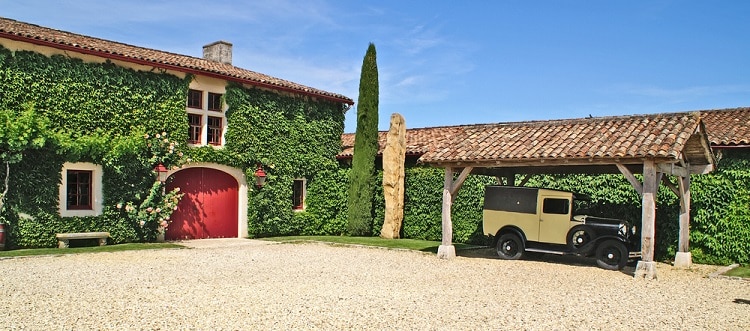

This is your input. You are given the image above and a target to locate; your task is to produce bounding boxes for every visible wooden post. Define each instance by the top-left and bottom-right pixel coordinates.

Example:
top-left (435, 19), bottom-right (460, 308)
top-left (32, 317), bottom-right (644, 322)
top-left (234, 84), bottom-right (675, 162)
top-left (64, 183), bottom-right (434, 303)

top-left (437, 166), bottom-right (473, 259)
top-left (506, 173), bottom-right (516, 187)
top-left (438, 167), bottom-right (456, 259)
top-left (674, 174), bottom-right (692, 268)
top-left (635, 159), bottom-right (658, 279)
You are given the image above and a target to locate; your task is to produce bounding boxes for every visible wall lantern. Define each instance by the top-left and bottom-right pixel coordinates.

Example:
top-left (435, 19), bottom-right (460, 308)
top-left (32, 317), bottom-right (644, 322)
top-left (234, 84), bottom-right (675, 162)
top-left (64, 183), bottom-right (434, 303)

top-left (153, 163), bottom-right (169, 183)
top-left (254, 164), bottom-right (267, 188)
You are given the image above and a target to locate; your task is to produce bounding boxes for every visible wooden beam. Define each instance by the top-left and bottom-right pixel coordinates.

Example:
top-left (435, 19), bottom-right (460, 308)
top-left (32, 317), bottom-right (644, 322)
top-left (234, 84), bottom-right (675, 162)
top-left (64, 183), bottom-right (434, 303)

top-left (678, 175), bottom-right (691, 252)
top-left (689, 164), bottom-right (714, 175)
top-left (432, 157), bottom-right (657, 168)
top-left (518, 174), bottom-right (531, 187)
top-left (657, 163), bottom-right (689, 177)
top-left (506, 172), bottom-right (516, 187)
top-left (449, 167), bottom-right (473, 197)
top-left (635, 159), bottom-right (658, 279)
top-left (438, 167), bottom-right (456, 259)
top-left (641, 160), bottom-right (657, 262)
top-left (616, 162), bottom-right (643, 195)
top-left (661, 176), bottom-right (680, 196)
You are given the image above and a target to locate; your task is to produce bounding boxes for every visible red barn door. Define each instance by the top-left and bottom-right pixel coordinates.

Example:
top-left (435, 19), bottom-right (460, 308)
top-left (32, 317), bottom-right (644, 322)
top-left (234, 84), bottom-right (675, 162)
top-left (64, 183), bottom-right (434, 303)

top-left (165, 167), bottom-right (238, 240)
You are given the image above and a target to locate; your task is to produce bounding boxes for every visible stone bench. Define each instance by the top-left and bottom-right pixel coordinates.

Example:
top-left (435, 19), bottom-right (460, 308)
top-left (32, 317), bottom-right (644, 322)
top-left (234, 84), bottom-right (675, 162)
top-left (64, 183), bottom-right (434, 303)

top-left (56, 232), bottom-right (110, 248)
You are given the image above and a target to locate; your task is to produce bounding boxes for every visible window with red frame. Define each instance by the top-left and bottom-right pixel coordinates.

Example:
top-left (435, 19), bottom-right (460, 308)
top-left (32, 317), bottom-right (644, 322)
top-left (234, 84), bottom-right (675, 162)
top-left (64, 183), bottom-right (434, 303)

top-left (207, 116), bottom-right (222, 145)
top-left (208, 92), bottom-right (223, 112)
top-left (187, 89), bottom-right (202, 109)
top-left (188, 114), bottom-right (202, 144)
top-left (292, 179), bottom-right (305, 210)
top-left (66, 170), bottom-right (92, 210)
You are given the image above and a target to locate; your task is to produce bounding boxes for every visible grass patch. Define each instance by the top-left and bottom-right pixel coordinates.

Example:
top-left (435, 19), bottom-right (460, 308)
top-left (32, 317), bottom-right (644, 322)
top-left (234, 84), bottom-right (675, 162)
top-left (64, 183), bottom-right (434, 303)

top-left (262, 236), bottom-right (482, 253)
top-left (723, 265), bottom-right (750, 278)
top-left (0, 243), bottom-right (184, 258)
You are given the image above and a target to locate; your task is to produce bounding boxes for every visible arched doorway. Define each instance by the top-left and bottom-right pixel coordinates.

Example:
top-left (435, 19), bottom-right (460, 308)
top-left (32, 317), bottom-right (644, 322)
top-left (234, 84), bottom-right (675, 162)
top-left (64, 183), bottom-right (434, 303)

top-left (165, 167), bottom-right (239, 240)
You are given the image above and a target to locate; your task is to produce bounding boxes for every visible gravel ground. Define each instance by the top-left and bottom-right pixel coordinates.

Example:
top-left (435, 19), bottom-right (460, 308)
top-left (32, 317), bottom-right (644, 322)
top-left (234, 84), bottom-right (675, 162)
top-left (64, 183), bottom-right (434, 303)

top-left (1, 239), bottom-right (748, 330)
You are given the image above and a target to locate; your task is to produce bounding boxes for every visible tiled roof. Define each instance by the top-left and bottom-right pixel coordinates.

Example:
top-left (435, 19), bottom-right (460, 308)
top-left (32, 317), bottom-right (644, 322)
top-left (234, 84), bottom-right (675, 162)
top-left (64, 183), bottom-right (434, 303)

top-left (340, 112), bottom-right (709, 166)
top-left (340, 126), bottom-right (464, 158)
top-left (421, 112), bottom-right (702, 163)
top-left (702, 107), bottom-right (750, 146)
top-left (0, 17), bottom-right (353, 105)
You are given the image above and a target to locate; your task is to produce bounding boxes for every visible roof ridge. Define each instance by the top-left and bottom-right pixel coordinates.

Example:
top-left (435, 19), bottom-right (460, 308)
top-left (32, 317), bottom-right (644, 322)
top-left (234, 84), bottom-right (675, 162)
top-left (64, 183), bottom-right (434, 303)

top-left (0, 16), bottom-right (199, 63)
top-left (0, 16), bottom-right (353, 104)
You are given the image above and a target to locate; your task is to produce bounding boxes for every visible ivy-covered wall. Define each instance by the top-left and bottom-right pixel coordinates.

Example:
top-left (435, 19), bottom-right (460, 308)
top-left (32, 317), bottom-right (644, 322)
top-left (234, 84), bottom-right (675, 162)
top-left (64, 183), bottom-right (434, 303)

top-left (0, 45), bottom-right (190, 248)
top-left (0, 45), bottom-right (349, 248)
top-left (222, 82), bottom-right (347, 237)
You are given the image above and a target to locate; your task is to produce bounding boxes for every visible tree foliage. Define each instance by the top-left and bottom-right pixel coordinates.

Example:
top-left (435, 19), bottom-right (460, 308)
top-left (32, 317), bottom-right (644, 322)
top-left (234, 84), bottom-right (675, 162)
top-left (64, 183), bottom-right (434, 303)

top-left (347, 43), bottom-right (379, 236)
top-left (0, 106), bottom-right (63, 215)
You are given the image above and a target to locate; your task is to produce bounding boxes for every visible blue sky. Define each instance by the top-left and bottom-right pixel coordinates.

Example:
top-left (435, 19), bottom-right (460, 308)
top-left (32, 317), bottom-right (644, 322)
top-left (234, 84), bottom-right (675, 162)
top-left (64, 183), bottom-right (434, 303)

top-left (3, 0), bottom-right (749, 132)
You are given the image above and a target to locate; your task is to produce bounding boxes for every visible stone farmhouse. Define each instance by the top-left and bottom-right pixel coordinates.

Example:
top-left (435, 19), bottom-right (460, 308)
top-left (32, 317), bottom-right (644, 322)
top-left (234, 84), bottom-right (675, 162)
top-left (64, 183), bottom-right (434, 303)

top-left (0, 17), bottom-right (352, 245)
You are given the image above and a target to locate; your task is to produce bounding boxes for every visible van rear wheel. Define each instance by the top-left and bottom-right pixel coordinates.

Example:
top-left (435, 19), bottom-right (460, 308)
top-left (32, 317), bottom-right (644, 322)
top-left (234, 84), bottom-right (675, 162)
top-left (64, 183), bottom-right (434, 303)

top-left (496, 233), bottom-right (524, 260)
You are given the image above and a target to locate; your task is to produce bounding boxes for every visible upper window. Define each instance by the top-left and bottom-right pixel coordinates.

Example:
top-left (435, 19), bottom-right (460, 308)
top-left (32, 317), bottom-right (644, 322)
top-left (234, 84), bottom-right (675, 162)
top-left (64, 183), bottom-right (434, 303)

top-left (207, 116), bottom-right (222, 145)
top-left (542, 198), bottom-right (570, 215)
top-left (186, 86), bottom-right (226, 147)
top-left (66, 170), bottom-right (92, 210)
top-left (208, 92), bottom-right (223, 112)
top-left (292, 179), bottom-right (306, 210)
top-left (187, 89), bottom-right (203, 109)
top-left (188, 114), bottom-right (202, 144)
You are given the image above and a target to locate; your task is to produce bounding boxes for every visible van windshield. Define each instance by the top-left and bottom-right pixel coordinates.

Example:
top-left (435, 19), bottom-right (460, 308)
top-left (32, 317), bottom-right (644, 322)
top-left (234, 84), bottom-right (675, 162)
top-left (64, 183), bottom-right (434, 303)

top-left (573, 197), bottom-right (594, 215)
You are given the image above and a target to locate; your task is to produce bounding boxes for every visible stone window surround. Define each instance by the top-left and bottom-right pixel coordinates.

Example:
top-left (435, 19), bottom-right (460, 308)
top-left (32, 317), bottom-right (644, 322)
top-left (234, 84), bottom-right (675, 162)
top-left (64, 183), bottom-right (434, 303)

top-left (186, 87), bottom-right (227, 147)
top-left (58, 162), bottom-right (103, 217)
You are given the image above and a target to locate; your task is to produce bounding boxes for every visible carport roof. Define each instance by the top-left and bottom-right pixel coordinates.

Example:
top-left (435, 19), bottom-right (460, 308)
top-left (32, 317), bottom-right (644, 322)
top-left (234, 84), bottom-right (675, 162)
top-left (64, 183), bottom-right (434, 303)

top-left (340, 111), bottom-right (715, 175)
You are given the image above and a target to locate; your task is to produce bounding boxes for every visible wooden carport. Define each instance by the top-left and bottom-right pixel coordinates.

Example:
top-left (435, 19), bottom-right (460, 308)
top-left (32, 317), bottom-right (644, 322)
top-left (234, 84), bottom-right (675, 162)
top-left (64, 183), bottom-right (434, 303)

top-left (415, 112), bottom-right (715, 279)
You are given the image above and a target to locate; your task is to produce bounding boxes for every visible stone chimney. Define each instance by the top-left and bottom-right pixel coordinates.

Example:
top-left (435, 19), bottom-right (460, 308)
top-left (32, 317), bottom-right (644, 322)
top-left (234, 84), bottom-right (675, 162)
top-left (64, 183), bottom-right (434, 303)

top-left (202, 41), bottom-right (233, 65)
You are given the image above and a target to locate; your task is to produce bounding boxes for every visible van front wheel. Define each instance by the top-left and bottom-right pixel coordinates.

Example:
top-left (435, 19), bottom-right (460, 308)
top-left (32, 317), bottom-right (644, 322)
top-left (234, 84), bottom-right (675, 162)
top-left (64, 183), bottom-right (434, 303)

top-left (496, 233), bottom-right (524, 260)
top-left (595, 240), bottom-right (628, 270)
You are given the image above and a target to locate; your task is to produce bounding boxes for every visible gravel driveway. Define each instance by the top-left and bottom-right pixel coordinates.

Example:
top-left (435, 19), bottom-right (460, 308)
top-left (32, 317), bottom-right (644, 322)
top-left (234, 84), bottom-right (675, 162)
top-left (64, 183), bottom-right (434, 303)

top-left (1, 239), bottom-right (748, 330)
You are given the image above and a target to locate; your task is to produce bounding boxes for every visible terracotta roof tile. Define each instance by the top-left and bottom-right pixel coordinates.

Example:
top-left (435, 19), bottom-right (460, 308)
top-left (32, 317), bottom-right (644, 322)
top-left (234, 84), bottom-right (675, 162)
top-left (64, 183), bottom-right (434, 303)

top-left (702, 107), bottom-right (750, 146)
top-left (340, 112), bottom-right (706, 165)
top-left (0, 17), bottom-right (353, 105)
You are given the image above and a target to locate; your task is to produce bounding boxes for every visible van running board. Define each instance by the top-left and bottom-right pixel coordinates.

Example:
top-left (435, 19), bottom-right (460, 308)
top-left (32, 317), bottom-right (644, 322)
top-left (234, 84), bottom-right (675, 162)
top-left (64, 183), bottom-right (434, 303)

top-left (525, 248), bottom-right (565, 255)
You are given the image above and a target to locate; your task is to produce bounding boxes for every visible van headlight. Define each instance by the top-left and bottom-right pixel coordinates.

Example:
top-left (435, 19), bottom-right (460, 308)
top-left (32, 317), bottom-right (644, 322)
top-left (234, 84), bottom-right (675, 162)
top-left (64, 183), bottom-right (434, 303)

top-left (618, 223), bottom-right (627, 236)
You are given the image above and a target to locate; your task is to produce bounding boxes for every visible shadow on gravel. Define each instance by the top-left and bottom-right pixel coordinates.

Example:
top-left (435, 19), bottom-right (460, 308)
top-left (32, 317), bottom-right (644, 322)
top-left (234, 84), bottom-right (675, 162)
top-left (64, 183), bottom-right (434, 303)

top-left (734, 299), bottom-right (750, 305)
top-left (457, 247), bottom-right (637, 275)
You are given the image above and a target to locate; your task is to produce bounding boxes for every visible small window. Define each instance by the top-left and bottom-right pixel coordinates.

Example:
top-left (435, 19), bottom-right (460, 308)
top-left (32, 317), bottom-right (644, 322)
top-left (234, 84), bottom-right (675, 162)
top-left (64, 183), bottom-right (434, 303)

top-left (188, 114), bottom-right (202, 144)
top-left (187, 89), bottom-right (202, 109)
top-left (208, 92), bottom-right (223, 112)
top-left (292, 179), bottom-right (306, 210)
top-left (67, 170), bottom-right (92, 210)
top-left (542, 198), bottom-right (569, 215)
top-left (207, 116), bottom-right (222, 145)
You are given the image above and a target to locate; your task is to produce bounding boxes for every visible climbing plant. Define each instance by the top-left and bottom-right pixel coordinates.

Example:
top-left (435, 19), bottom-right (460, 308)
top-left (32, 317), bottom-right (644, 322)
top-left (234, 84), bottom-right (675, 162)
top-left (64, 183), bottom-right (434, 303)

top-left (0, 45), bottom-right (190, 248)
top-left (223, 83), bottom-right (346, 238)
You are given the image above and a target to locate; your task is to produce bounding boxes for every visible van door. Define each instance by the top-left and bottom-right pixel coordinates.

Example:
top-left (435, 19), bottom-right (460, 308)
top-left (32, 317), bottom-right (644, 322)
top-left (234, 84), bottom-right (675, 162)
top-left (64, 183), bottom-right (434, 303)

top-left (538, 196), bottom-right (572, 245)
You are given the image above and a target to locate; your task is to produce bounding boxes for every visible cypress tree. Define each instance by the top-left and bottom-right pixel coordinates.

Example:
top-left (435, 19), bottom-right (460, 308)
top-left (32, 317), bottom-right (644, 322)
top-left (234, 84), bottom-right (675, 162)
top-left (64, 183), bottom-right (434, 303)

top-left (347, 43), bottom-right (379, 236)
